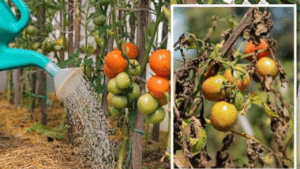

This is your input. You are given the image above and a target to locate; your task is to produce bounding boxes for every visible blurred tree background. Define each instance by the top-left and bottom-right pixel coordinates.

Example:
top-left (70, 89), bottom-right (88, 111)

top-left (173, 7), bottom-right (295, 167)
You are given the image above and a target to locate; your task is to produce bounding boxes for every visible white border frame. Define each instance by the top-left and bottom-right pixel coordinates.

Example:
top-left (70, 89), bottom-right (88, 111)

top-left (171, 4), bottom-right (297, 169)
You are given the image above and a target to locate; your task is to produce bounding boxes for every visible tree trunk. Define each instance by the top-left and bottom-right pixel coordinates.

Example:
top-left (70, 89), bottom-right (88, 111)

top-left (13, 69), bottom-right (21, 106)
top-left (59, 10), bottom-right (64, 61)
top-left (68, 0), bottom-right (74, 53)
top-left (38, 6), bottom-right (47, 125)
top-left (74, 0), bottom-right (81, 50)
top-left (6, 0), bottom-right (13, 105)
top-left (30, 73), bottom-right (37, 120)
top-left (298, 45), bottom-right (300, 160)
top-left (67, 0), bottom-right (75, 145)
top-left (13, 7), bottom-right (21, 107)
top-left (6, 70), bottom-right (13, 104)
top-left (132, 1), bottom-right (149, 168)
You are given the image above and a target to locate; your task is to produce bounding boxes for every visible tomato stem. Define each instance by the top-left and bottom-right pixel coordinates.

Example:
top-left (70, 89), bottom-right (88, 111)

top-left (205, 118), bottom-right (276, 155)
top-left (239, 49), bottom-right (267, 59)
top-left (139, 10), bottom-right (165, 76)
top-left (117, 126), bottom-right (130, 169)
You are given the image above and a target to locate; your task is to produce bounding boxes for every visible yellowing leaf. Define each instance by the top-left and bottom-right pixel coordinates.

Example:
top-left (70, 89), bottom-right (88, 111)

top-left (174, 150), bottom-right (191, 168)
top-left (249, 93), bottom-right (279, 118)
top-left (249, 93), bottom-right (263, 106)
top-left (263, 103), bottom-right (279, 118)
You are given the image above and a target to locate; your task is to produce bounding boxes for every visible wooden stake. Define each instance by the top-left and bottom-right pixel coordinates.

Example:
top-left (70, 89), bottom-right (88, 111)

top-left (132, 0), bottom-right (149, 168)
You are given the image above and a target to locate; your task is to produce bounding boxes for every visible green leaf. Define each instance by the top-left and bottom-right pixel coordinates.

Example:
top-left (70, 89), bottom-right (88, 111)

top-left (59, 50), bottom-right (82, 68)
top-left (98, 25), bottom-right (112, 37)
top-left (85, 58), bottom-right (94, 67)
top-left (249, 93), bottom-right (279, 118)
top-left (263, 103), bottom-right (279, 118)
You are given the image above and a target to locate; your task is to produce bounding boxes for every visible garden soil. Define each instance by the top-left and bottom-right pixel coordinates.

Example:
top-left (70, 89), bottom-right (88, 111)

top-left (0, 92), bottom-right (170, 169)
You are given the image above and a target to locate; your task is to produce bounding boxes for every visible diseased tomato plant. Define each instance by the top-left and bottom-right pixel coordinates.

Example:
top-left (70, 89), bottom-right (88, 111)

top-left (174, 7), bottom-right (293, 168)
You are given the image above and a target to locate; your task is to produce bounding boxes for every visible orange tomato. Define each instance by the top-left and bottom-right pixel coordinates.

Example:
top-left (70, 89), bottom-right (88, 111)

top-left (124, 43), bottom-right (138, 59)
top-left (104, 64), bottom-right (118, 79)
top-left (224, 67), bottom-right (250, 92)
top-left (112, 42), bottom-right (138, 59)
top-left (149, 49), bottom-right (171, 76)
top-left (105, 50), bottom-right (128, 73)
top-left (147, 75), bottom-right (170, 98)
top-left (244, 38), bottom-right (270, 60)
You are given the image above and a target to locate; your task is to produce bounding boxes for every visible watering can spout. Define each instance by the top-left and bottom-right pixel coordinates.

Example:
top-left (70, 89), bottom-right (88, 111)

top-left (0, 45), bottom-right (61, 76)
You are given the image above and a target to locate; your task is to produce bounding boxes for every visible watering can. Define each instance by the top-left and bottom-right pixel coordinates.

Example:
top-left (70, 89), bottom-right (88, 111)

top-left (0, 0), bottom-right (82, 100)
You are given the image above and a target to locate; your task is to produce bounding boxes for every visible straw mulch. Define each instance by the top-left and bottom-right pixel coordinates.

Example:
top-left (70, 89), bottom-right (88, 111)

top-left (0, 93), bottom-right (87, 169)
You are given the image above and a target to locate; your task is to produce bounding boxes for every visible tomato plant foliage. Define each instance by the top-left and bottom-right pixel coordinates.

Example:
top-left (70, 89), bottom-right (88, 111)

top-left (173, 7), bottom-right (293, 168)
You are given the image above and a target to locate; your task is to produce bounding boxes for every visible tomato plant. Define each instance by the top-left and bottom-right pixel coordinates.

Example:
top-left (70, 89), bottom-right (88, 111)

top-left (173, 7), bottom-right (293, 168)
top-left (2, 0), bottom-right (171, 168)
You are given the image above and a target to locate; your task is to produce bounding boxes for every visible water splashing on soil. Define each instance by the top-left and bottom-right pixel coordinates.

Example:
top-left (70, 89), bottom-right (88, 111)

top-left (59, 71), bottom-right (117, 169)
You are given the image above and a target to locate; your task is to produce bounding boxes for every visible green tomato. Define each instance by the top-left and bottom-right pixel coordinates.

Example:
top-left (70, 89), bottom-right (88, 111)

top-left (84, 66), bottom-right (92, 80)
top-left (93, 15), bottom-right (107, 26)
top-left (109, 106), bottom-right (123, 116)
top-left (111, 95), bottom-right (128, 109)
top-left (32, 42), bottom-right (41, 50)
top-left (116, 72), bottom-right (131, 89)
top-left (127, 59), bottom-right (141, 76)
top-left (94, 31), bottom-right (104, 47)
top-left (127, 83), bottom-right (140, 101)
top-left (137, 93), bottom-right (159, 115)
top-left (108, 78), bottom-right (123, 95)
top-left (26, 25), bottom-right (37, 36)
top-left (145, 107), bottom-right (166, 125)
top-left (234, 92), bottom-right (244, 111)
top-left (42, 38), bottom-right (55, 53)
top-left (190, 127), bottom-right (207, 155)
top-left (87, 43), bottom-right (95, 55)
top-left (54, 45), bottom-right (63, 51)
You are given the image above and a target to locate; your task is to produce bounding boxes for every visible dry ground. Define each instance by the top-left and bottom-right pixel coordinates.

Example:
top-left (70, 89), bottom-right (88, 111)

top-left (0, 93), bottom-right (170, 169)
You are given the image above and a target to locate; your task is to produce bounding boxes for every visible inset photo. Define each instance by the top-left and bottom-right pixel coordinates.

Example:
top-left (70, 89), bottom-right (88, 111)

top-left (172, 5), bottom-right (296, 168)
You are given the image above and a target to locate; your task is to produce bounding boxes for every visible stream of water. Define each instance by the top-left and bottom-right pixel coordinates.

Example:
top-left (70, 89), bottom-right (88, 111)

top-left (61, 73), bottom-right (116, 169)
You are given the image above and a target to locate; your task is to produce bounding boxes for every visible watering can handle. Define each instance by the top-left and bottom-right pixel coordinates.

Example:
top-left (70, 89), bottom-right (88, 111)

top-left (11, 0), bottom-right (30, 33)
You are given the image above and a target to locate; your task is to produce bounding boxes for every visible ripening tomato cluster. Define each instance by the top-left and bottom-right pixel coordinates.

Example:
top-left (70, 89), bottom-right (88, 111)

top-left (245, 38), bottom-right (278, 78)
top-left (104, 43), bottom-right (140, 116)
top-left (137, 49), bottom-right (171, 125)
top-left (202, 38), bottom-right (279, 133)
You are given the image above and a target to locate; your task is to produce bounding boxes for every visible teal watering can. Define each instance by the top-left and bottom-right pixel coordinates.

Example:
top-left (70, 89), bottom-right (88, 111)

top-left (0, 0), bottom-right (83, 100)
top-left (0, 0), bottom-right (60, 76)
